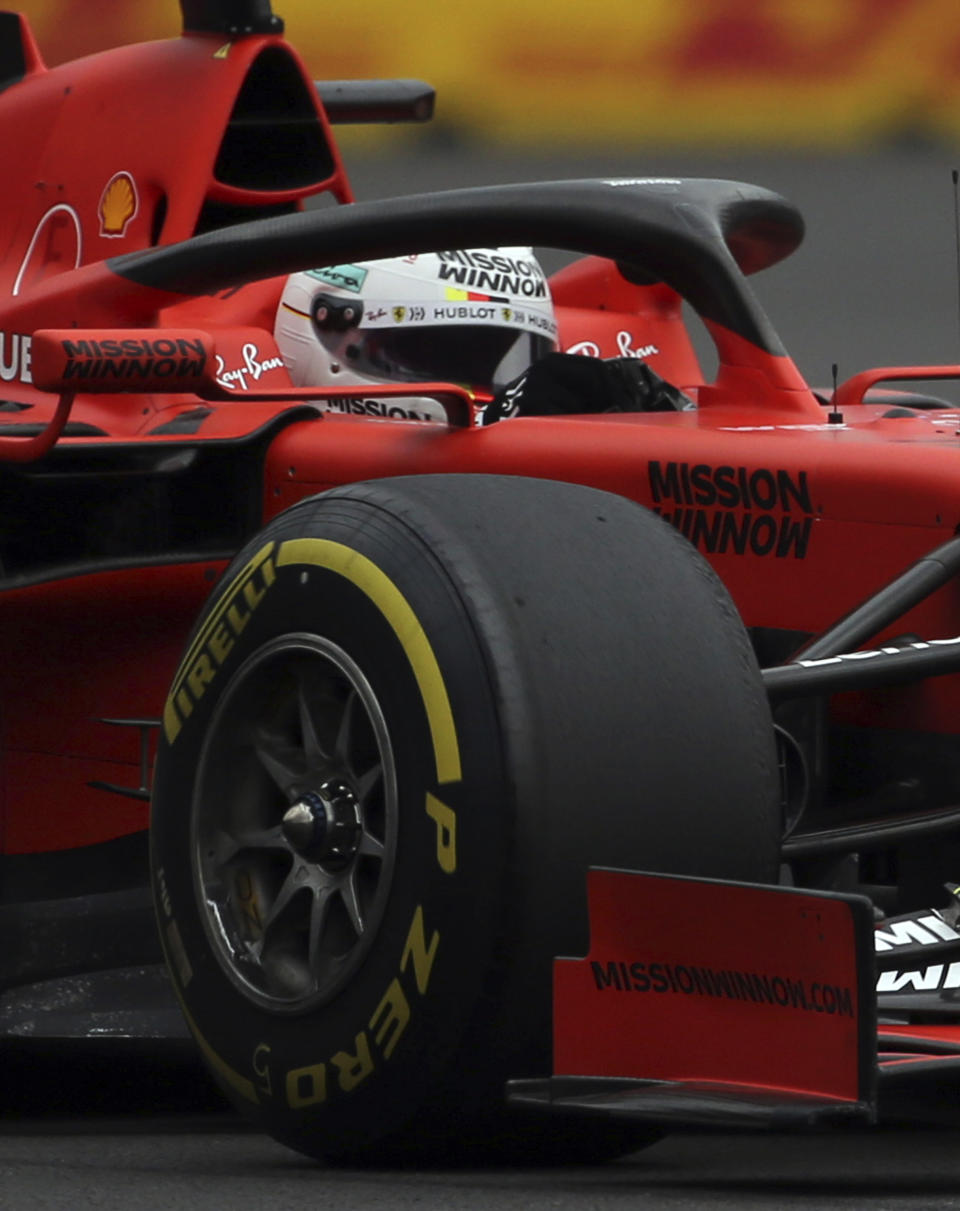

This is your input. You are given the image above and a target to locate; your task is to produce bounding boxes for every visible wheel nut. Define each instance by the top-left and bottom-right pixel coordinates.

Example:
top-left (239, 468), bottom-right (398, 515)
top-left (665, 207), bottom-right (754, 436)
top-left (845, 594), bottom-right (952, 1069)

top-left (282, 782), bottom-right (361, 865)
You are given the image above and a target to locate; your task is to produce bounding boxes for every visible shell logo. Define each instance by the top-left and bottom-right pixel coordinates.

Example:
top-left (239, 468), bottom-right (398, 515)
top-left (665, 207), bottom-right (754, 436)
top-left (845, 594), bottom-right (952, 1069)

top-left (98, 171), bottom-right (139, 238)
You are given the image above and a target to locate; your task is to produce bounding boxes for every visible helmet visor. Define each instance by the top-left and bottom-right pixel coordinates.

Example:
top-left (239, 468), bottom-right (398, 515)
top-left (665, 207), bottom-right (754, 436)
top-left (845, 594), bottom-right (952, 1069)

top-left (342, 326), bottom-right (555, 393)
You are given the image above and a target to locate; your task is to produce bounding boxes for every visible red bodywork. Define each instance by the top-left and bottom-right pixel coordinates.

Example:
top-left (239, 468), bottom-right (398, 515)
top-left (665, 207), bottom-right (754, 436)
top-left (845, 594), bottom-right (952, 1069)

top-left (4, 12), bottom-right (960, 861)
top-left (3, 7), bottom-right (960, 1051)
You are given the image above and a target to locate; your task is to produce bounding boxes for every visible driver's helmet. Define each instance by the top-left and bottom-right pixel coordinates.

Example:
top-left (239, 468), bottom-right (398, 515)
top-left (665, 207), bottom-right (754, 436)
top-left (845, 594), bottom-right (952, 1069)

top-left (274, 248), bottom-right (558, 423)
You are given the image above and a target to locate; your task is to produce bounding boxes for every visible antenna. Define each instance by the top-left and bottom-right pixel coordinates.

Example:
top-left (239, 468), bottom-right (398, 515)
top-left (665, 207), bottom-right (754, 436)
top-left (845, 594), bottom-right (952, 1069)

top-left (828, 361), bottom-right (843, 424)
top-left (953, 170), bottom-right (960, 351)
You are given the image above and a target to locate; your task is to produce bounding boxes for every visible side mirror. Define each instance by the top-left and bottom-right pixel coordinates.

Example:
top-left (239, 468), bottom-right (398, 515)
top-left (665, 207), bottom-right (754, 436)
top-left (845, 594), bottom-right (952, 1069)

top-left (29, 327), bottom-right (476, 431)
top-left (31, 328), bottom-right (215, 394)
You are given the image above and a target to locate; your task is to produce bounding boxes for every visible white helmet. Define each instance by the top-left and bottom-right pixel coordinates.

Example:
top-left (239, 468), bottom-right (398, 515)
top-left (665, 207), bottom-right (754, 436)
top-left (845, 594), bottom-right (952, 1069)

top-left (274, 248), bottom-right (558, 422)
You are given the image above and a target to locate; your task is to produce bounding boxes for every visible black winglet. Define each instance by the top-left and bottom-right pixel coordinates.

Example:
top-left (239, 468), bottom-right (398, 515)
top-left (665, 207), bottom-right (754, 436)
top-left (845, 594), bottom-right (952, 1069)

top-left (316, 79), bottom-right (436, 125)
top-left (0, 11), bottom-right (45, 95)
top-left (180, 0), bottom-right (283, 35)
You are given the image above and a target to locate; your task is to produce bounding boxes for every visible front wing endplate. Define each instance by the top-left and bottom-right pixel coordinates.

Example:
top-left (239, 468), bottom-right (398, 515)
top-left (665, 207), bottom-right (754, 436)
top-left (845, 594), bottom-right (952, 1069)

top-left (508, 868), bottom-right (878, 1129)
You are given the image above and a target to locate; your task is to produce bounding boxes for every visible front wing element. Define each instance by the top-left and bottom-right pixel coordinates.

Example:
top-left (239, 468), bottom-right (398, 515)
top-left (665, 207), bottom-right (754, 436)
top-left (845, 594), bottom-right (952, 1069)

top-left (509, 868), bottom-right (878, 1128)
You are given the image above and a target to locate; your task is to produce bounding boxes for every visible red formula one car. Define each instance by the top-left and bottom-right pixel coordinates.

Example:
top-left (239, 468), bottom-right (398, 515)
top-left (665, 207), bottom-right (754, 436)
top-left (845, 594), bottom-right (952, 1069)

top-left (4, 0), bottom-right (960, 1164)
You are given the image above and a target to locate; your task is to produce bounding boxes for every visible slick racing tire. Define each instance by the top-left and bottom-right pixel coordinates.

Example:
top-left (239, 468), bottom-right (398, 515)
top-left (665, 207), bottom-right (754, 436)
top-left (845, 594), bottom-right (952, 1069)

top-left (151, 475), bottom-right (780, 1164)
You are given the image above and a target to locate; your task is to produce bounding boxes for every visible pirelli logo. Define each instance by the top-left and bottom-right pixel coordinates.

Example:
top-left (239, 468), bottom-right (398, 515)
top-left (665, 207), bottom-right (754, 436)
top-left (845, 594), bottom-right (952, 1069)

top-left (163, 543), bottom-right (276, 744)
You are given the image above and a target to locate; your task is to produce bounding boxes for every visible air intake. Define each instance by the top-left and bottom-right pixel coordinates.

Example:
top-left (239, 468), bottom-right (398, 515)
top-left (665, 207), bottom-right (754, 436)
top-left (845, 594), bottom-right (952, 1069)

top-left (214, 46), bottom-right (335, 191)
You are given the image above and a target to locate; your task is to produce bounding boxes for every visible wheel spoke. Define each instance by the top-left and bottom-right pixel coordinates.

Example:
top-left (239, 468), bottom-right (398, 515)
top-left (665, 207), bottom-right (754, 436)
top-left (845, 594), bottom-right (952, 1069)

top-left (358, 830), bottom-right (385, 860)
top-left (208, 827), bottom-right (243, 867)
top-left (306, 884), bottom-right (337, 972)
top-left (236, 824), bottom-right (289, 854)
top-left (261, 867), bottom-right (304, 934)
top-left (209, 824), bottom-right (288, 867)
top-left (356, 761), bottom-right (382, 801)
top-left (297, 677), bottom-right (331, 765)
top-left (253, 730), bottom-right (304, 796)
top-left (340, 869), bottom-right (366, 937)
top-left (334, 689), bottom-right (358, 769)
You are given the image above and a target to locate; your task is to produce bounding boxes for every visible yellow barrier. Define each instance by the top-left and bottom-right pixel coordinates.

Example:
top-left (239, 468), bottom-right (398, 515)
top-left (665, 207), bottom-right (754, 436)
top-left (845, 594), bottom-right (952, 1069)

top-left (18, 0), bottom-right (960, 146)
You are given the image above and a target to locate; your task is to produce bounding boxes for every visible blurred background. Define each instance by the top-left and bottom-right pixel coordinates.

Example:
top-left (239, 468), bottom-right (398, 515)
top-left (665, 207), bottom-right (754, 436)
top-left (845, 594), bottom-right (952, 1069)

top-left (17, 0), bottom-right (960, 386)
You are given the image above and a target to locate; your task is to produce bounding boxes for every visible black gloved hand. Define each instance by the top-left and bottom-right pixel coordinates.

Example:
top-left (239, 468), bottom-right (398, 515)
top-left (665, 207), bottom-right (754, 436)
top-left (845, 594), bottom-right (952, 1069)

top-left (483, 353), bottom-right (691, 424)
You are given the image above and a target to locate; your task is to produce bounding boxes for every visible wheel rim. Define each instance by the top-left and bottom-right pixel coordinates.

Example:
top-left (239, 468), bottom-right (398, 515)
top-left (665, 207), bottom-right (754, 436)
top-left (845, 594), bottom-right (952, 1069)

top-left (192, 634), bottom-right (398, 1013)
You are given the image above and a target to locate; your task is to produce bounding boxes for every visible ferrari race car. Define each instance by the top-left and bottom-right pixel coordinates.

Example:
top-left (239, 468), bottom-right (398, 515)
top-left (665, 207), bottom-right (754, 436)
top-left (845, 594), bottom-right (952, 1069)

top-left (5, 0), bottom-right (960, 1164)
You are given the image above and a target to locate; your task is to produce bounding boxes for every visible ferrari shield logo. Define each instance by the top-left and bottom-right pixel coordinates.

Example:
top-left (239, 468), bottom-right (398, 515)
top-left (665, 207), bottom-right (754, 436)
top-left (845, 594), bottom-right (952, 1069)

top-left (393, 306), bottom-right (406, 323)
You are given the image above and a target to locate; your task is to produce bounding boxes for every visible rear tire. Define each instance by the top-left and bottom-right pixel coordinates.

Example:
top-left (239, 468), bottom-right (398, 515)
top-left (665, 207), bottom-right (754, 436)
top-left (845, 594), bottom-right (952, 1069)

top-left (151, 474), bottom-right (779, 1163)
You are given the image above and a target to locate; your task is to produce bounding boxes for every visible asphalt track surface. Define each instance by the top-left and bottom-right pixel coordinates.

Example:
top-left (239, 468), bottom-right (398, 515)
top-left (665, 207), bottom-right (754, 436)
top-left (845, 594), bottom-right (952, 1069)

top-left (8, 148), bottom-right (960, 1206)
top-left (4, 1047), bottom-right (960, 1210)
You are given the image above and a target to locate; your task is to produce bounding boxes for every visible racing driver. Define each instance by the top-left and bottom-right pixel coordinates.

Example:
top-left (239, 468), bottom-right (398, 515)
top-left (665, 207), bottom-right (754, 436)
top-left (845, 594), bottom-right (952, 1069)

top-left (274, 247), bottom-right (558, 422)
